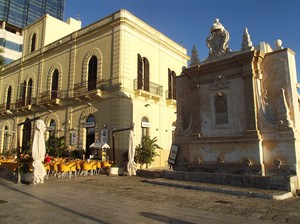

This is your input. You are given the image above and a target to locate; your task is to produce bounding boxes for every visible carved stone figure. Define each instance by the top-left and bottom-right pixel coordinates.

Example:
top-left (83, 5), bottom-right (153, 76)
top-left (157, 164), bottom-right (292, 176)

top-left (241, 28), bottom-right (254, 51)
top-left (206, 18), bottom-right (231, 59)
top-left (275, 39), bottom-right (283, 50)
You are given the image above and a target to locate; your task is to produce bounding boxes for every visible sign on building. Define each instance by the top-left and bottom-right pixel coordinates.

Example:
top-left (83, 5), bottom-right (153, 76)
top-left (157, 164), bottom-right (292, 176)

top-left (70, 131), bottom-right (77, 145)
top-left (101, 128), bottom-right (108, 143)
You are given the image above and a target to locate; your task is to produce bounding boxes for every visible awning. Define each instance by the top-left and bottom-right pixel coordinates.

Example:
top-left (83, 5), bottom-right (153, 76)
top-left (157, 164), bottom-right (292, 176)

top-left (90, 141), bottom-right (110, 149)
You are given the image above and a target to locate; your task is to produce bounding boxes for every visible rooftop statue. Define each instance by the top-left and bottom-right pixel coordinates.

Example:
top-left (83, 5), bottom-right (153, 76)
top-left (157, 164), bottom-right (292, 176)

top-left (206, 18), bottom-right (231, 59)
top-left (241, 28), bottom-right (254, 51)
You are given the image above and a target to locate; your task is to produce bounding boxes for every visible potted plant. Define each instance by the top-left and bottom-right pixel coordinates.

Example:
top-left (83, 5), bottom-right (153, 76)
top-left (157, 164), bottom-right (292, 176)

top-left (135, 136), bottom-right (161, 168)
top-left (20, 154), bottom-right (33, 184)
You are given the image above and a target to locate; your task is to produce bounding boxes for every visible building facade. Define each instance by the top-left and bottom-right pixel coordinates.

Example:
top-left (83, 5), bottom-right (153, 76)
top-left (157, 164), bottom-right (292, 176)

top-left (0, 10), bottom-right (189, 167)
top-left (0, 0), bottom-right (65, 64)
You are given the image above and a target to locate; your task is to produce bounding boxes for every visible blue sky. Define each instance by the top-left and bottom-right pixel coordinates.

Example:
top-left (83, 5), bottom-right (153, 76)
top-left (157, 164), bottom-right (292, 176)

top-left (65, 0), bottom-right (300, 79)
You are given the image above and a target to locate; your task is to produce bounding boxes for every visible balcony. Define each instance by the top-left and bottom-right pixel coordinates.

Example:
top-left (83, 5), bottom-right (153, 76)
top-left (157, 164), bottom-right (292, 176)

top-left (15, 97), bottom-right (37, 112)
top-left (0, 103), bottom-right (15, 116)
top-left (38, 91), bottom-right (67, 107)
top-left (133, 79), bottom-right (163, 100)
top-left (73, 81), bottom-right (102, 101)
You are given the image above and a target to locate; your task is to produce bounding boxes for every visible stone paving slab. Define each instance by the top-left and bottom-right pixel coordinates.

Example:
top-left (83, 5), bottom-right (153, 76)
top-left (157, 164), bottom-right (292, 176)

top-left (137, 167), bottom-right (294, 200)
top-left (145, 178), bottom-right (294, 200)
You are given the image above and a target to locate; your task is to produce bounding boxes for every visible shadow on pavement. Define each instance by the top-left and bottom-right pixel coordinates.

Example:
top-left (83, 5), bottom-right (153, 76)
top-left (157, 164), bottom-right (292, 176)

top-left (140, 212), bottom-right (195, 224)
top-left (0, 179), bottom-right (109, 224)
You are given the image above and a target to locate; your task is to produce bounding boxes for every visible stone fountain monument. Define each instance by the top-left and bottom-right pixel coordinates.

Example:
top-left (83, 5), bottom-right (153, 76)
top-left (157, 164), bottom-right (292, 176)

top-left (168, 18), bottom-right (300, 193)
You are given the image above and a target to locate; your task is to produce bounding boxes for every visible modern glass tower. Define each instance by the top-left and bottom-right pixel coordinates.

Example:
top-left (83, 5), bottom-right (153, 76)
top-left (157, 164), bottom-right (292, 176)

top-left (0, 0), bottom-right (65, 28)
top-left (0, 0), bottom-right (65, 64)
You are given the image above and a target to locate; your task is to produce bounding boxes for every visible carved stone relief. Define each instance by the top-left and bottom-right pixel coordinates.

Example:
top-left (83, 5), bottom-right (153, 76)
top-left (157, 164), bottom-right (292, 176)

top-left (261, 59), bottom-right (288, 125)
top-left (277, 88), bottom-right (293, 130)
top-left (175, 76), bottom-right (193, 135)
top-left (210, 74), bottom-right (229, 90)
top-left (214, 92), bottom-right (228, 125)
top-left (206, 18), bottom-right (231, 59)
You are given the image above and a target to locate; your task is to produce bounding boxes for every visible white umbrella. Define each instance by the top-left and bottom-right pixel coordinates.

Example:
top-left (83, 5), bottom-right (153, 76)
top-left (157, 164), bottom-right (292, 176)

top-left (127, 130), bottom-right (137, 176)
top-left (32, 119), bottom-right (47, 185)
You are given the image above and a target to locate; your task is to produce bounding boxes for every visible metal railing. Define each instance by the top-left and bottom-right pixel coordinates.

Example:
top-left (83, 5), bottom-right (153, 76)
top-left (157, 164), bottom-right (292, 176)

top-left (38, 90), bottom-right (68, 103)
top-left (133, 79), bottom-right (163, 96)
top-left (73, 80), bottom-right (105, 98)
top-left (0, 102), bottom-right (15, 114)
top-left (15, 97), bottom-right (37, 109)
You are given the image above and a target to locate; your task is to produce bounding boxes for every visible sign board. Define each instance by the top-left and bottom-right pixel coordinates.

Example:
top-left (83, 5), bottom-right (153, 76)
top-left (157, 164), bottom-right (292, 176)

top-left (141, 121), bottom-right (151, 128)
top-left (85, 121), bottom-right (95, 128)
top-left (168, 144), bottom-right (179, 165)
top-left (47, 126), bottom-right (56, 131)
top-left (101, 128), bottom-right (108, 144)
top-left (70, 131), bottom-right (77, 145)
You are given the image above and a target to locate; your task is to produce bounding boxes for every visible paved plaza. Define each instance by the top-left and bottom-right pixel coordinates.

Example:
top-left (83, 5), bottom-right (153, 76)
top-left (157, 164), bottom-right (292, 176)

top-left (1, 171), bottom-right (300, 224)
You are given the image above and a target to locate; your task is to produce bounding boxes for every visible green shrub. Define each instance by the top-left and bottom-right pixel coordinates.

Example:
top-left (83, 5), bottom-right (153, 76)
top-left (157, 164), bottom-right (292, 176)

top-left (135, 136), bottom-right (161, 165)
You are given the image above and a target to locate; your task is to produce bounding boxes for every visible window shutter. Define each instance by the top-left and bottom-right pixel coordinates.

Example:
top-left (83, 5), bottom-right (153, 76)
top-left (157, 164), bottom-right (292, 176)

top-left (137, 54), bottom-right (143, 89)
top-left (144, 57), bottom-right (149, 91)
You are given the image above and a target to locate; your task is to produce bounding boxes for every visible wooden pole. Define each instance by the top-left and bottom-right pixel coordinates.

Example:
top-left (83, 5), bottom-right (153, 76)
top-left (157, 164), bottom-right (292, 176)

top-left (17, 125), bottom-right (21, 184)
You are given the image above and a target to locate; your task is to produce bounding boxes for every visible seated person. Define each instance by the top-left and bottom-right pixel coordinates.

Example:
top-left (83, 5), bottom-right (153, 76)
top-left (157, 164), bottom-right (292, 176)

top-left (44, 153), bottom-right (51, 163)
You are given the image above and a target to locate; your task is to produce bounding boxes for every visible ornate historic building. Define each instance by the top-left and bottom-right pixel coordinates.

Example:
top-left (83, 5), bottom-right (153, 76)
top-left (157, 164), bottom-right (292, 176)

top-left (171, 19), bottom-right (300, 193)
top-left (0, 10), bottom-right (189, 167)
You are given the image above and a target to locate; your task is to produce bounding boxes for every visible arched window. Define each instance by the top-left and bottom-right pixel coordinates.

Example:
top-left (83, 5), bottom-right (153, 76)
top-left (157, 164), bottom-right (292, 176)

top-left (88, 56), bottom-right (97, 91)
top-left (51, 69), bottom-right (59, 99)
top-left (22, 118), bottom-right (32, 153)
top-left (31, 33), bottom-right (36, 52)
top-left (6, 86), bottom-right (12, 110)
top-left (168, 69), bottom-right (176, 100)
top-left (85, 115), bottom-right (95, 159)
top-left (141, 117), bottom-right (150, 138)
top-left (137, 54), bottom-right (150, 91)
top-left (27, 78), bottom-right (33, 105)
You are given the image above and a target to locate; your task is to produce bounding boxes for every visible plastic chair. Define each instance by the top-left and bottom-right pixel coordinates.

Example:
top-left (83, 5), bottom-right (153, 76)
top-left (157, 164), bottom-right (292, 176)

top-left (67, 162), bottom-right (77, 178)
top-left (75, 160), bottom-right (83, 176)
top-left (89, 161), bottom-right (97, 175)
top-left (96, 161), bottom-right (102, 174)
top-left (81, 161), bottom-right (93, 176)
top-left (101, 161), bottom-right (111, 175)
top-left (44, 163), bottom-right (50, 179)
top-left (58, 163), bottom-right (71, 178)
top-left (49, 162), bottom-right (60, 177)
